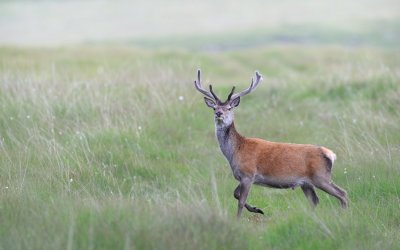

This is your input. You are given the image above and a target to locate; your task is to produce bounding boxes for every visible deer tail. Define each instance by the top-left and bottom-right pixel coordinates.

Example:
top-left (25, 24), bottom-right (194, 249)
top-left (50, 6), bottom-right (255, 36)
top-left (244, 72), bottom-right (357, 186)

top-left (321, 147), bottom-right (337, 171)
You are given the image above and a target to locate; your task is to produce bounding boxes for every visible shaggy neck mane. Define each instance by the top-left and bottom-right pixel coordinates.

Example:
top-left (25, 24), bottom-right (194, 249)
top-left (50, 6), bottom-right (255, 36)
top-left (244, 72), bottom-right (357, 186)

top-left (216, 122), bottom-right (244, 163)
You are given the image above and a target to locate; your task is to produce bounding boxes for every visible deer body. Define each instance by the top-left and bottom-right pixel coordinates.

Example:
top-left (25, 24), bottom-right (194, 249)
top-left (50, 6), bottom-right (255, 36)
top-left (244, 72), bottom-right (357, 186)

top-left (194, 70), bottom-right (348, 218)
top-left (217, 121), bottom-right (335, 187)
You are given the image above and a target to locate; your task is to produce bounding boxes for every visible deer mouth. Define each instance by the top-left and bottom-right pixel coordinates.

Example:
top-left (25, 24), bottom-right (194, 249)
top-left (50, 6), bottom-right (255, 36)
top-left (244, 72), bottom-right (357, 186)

top-left (216, 116), bottom-right (224, 122)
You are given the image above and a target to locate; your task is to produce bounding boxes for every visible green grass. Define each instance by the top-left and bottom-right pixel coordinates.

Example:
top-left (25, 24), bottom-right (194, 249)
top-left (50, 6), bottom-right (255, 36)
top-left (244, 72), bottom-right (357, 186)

top-left (0, 46), bottom-right (399, 249)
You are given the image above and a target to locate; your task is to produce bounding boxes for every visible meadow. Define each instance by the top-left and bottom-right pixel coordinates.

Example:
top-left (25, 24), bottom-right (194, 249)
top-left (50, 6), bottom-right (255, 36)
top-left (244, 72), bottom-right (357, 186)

top-left (0, 45), bottom-right (399, 249)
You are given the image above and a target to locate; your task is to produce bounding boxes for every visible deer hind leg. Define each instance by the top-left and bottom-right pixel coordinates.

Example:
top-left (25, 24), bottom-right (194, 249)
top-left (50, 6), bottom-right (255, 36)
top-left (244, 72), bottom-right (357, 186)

top-left (331, 182), bottom-right (348, 198)
top-left (314, 180), bottom-right (348, 208)
top-left (234, 185), bottom-right (264, 215)
top-left (301, 183), bottom-right (319, 207)
top-left (331, 182), bottom-right (349, 207)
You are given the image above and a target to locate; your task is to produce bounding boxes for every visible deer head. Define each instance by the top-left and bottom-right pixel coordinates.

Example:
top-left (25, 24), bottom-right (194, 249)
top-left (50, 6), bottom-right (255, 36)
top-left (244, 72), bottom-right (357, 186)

top-left (194, 69), bottom-right (263, 127)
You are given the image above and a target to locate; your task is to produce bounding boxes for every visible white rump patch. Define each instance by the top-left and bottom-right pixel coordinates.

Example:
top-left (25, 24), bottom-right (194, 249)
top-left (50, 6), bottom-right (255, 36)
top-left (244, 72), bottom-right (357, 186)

top-left (322, 147), bottom-right (336, 164)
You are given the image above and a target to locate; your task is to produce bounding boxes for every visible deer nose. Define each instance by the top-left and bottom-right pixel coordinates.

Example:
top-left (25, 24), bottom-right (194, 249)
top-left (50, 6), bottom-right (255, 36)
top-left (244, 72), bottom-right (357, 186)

top-left (215, 111), bottom-right (223, 117)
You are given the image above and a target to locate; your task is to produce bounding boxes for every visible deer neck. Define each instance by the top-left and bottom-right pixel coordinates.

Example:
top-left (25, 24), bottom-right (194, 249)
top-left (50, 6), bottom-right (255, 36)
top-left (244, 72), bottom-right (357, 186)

top-left (215, 122), bottom-right (243, 163)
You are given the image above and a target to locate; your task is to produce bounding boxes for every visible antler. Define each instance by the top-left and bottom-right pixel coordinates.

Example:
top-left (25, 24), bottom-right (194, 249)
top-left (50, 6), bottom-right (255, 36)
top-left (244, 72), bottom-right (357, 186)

top-left (194, 69), bottom-right (220, 101)
top-left (226, 86), bottom-right (236, 101)
top-left (230, 71), bottom-right (263, 100)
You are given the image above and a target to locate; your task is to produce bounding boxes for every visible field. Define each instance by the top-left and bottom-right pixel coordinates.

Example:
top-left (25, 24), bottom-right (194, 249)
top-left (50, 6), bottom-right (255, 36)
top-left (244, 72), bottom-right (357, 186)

top-left (1, 45), bottom-right (399, 249)
top-left (1, 0), bottom-right (400, 249)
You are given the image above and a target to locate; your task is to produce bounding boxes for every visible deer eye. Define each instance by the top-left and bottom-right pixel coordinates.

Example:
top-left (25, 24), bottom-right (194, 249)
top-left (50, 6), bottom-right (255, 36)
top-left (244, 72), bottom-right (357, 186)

top-left (227, 107), bottom-right (232, 111)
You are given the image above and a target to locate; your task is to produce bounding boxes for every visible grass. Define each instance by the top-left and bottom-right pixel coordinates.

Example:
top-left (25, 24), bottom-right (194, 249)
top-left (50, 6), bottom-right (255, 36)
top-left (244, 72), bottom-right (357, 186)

top-left (0, 45), bottom-right (399, 249)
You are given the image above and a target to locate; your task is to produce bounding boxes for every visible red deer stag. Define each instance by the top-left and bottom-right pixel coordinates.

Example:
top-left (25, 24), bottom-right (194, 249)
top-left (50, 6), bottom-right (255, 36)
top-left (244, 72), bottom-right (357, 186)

top-left (194, 70), bottom-right (348, 218)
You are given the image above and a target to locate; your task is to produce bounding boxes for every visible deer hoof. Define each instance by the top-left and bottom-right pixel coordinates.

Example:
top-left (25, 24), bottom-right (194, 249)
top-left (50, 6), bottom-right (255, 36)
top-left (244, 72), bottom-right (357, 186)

top-left (250, 206), bottom-right (264, 215)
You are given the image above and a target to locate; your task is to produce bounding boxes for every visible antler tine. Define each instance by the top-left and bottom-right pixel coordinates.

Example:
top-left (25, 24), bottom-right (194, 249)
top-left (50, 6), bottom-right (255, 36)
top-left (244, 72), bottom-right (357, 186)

top-left (230, 71), bottom-right (263, 100)
top-left (209, 85), bottom-right (220, 101)
top-left (194, 69), bottom-right (215, 100)
top-left (227, 86), bottom-right (236, 101)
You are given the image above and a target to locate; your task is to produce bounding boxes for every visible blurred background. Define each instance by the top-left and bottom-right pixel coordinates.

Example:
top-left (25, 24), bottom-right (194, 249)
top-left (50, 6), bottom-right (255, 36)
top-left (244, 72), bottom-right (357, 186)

top-left (1, 0), bottom-right (399, 49)
top-left (1, 1), bottom-right (400, 249)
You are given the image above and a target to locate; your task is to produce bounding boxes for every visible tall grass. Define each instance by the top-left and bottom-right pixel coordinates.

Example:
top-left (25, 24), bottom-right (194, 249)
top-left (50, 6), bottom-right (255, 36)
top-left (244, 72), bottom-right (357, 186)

top-left (0, 46), bottom-right (399, 249)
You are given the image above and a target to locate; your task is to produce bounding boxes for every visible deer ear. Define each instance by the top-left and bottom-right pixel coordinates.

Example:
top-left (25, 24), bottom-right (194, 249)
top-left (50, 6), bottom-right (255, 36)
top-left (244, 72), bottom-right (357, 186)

top-left (230, 97), bottom-right (240, 108)
top-left (204, 97), bottom-right (216, 109)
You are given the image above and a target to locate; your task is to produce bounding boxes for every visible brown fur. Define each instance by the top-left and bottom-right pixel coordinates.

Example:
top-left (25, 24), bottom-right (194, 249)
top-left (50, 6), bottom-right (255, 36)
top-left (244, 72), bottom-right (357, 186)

top-left (234, 137), bottom-right (328, 178)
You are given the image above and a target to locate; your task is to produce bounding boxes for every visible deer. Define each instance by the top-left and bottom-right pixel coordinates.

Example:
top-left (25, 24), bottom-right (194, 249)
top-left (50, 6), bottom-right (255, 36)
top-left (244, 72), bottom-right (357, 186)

top-left (193, 69), bottom-right (348, 218)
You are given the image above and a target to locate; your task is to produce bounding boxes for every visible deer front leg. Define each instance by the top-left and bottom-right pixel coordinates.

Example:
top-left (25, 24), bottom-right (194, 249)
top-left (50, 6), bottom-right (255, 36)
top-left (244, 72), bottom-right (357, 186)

top-left (236, 178), bottom-right (253, 218)
top-left (234, 185), bottom-right (264, 215)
